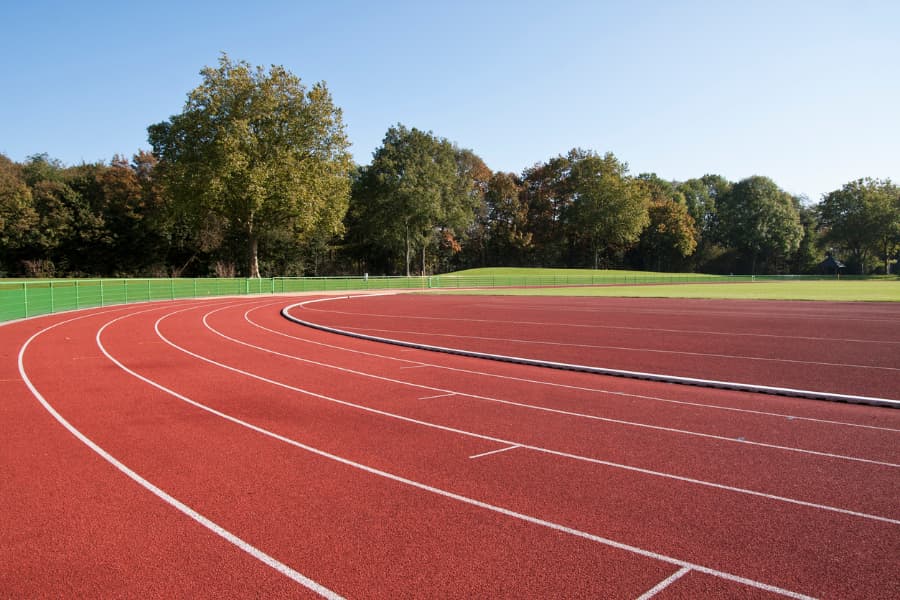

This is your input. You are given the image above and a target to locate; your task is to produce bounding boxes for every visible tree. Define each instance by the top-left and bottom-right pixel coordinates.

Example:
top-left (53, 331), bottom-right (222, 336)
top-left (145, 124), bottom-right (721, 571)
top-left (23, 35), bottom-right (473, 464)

top-left (818, 178), bottom-right (900, 274)
top-left (0, 154), bottom-right (38, 272)
top-left (484, 172), bottom-right (531, 265)
top-left (564, 149), bottom-right (650, 268)
top-left (148, 54), bottom-right (352, 277)
top-left (355, 124), bottom-right (478, 276)
top-left (716, 176), bottom-right (803, 274)
top-left (638, 198), bottom-right (697, 271)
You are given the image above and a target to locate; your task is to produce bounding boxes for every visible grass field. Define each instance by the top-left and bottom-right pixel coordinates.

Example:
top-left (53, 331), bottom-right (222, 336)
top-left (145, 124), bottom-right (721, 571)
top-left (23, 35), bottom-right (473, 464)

top-left (437, 278), bottom-right (900, 302)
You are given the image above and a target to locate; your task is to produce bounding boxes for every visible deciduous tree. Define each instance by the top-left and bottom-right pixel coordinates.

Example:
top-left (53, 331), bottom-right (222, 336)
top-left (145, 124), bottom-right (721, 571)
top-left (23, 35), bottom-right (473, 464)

top-left (818, 178), bottom-right (900, 274)
top-left (716, 176), bottom-right (803, 274)
top-left (148, 54), bottom-right (352, 277)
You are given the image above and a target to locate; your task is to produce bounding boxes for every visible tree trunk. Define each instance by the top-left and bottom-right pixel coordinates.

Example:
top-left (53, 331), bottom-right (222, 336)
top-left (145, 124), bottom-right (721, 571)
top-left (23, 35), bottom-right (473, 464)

top-left (248, 228), bottom-right (260, 278)
top-left (405, 223), bottom-right (411, 277)
top-left (422, 244), bottom-right (426, 276)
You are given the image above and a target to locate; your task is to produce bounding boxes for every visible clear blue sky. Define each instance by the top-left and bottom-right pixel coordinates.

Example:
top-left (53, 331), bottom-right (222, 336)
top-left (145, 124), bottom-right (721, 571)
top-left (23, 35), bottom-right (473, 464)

top-left (1, 0), bottom-right (897, 202)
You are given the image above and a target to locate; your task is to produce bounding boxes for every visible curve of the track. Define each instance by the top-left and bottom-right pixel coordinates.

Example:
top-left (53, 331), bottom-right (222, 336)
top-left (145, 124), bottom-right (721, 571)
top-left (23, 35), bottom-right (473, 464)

top-left (289, 294), bottom-right (900, 401)
top-left (3, 296), bottom-right (899, 599)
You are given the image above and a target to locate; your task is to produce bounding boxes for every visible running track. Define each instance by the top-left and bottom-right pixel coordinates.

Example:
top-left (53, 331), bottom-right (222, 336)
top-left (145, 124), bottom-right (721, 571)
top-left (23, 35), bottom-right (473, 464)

top-left (2, 294), bottom-right (899, 598)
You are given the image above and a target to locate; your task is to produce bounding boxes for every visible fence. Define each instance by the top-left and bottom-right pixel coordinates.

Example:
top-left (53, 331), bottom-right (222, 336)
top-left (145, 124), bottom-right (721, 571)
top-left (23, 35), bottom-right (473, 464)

top-left (0, 272), bottom-right (855, 323)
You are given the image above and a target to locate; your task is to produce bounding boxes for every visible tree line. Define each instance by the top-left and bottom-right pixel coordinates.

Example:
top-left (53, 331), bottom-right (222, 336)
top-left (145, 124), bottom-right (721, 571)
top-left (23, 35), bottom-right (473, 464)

top-left (2, 56), bottom-right (898, 278)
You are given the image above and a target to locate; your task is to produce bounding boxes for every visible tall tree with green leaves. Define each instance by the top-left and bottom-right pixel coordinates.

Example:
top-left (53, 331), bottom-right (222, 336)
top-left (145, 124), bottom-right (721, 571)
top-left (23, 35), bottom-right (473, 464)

top-left (355, 124), bottom-right (478, 276)
top-left (148, 54), bottom-right (352, 277)
top-left (818, 178), bottom-right (900, 274)
top-left (638, 198), bottom-right (697, 271)
top-left (0, 154), bottom-right (38, 272)
top-left (716, 176), bottom-right (803, 274)
top-left (563, 149), bottom-right (650, 268)
top-left (484, 172), bottom-right (531, 265)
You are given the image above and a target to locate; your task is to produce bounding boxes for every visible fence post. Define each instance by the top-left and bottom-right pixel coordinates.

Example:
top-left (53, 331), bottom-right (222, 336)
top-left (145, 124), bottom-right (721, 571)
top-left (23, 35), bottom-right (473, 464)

top-left (100, 279), bottom-right (105, 307)
top-left (49, 281), bottom-right (54, 314)
top-left (124, 280), bottom-right (128, 304)
top-left (75, 280), bottom-right (80, 309)
top-left (23, 281), bottom-right (28, 318)
top-left (171, 278), bottom-right (175, 300)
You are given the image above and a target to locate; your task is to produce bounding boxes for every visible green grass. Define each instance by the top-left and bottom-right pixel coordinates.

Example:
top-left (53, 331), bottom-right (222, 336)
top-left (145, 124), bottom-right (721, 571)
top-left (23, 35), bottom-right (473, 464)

top-left (435, 279), bottom-right (900, 302)
top-left (448, 267), bottom-right (726, 279)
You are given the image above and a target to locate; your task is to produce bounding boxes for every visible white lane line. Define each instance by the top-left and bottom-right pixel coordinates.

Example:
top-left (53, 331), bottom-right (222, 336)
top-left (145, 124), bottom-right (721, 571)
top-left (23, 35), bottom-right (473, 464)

top-left (400, 364), bottom-right (430, 370)
top-left (160, 306), bottom-right (900, 524)
top-left (419, 392), bottom-right (456, 400)
top-left (97, 309), bottom-right (816, 600)
top-left (349, 327), bottom-right (900, 372)
top-left (247, 306), bottom-right (900, 433)
top-left (219, 307), bottom-right (900, 468)
top-left (16, 308), bottom-right (343, 600)
top-left (470, 445), bottom-right (520, 460)
top-left (299, 303), bottom-right (900, 331)
top-left (636, 566), bottom-right (691, 600)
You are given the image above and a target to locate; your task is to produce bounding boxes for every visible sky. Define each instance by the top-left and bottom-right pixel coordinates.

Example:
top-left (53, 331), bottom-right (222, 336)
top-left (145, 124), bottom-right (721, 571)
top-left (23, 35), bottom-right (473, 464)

top-left (1, 0), bottom-right (898, 202)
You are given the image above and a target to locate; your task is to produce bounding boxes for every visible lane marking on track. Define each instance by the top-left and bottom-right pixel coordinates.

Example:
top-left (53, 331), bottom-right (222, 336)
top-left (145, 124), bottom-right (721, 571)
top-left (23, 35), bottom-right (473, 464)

top-left (244, 306), bottom-right (900, 433)
top-left (96, 307), bottom-right (816, 600)
top-left (348, 327), bottom-right (900, 372)
top-left (154, 305), bottom-right (900, 524)
top-left (419, 392), bottom-right (456, 400)
top-left (302, 303), bottom-right (900, 338)
top-left (16, 306), bottom-right (343, 600)
top-left (636, 566), bottom-right (692, 600)
top-left (286, 298), bottom-right (899, 408)
top-left (470, 445), bottom-right (520, 460)
top-left (399, 364), bottom-right (430, 370)
top-left (206, 305), bottom-right (900, 469)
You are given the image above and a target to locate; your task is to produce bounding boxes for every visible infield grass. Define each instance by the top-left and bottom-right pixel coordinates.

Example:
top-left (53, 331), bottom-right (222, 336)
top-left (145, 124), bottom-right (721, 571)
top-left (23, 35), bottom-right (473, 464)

top-left (436, 274), bottom-right (900, 302)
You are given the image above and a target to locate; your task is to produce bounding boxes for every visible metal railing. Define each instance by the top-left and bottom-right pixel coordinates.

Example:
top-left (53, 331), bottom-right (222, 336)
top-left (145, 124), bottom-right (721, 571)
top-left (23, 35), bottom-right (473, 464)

top-left (0, 272), bottom-right (861, 323)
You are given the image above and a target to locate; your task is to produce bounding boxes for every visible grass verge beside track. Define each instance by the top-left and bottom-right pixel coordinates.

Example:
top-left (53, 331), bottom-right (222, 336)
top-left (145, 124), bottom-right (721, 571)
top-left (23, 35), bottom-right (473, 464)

top-left (435, 280), bottom-right (900, 302)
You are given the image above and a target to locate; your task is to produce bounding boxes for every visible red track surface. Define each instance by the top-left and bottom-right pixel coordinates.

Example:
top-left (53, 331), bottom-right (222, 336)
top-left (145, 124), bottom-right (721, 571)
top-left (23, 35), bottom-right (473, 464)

top-left (294, 294), bottom-right (900, 401)
top-left (2, 294), bottom-right (899, 598)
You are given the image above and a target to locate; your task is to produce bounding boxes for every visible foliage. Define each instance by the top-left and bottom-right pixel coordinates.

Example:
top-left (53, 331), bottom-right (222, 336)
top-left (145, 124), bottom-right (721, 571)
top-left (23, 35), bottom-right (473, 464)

top-left (637, 198), bottom-right (697, 271)
top-left (818, 178), bottom-right (900, 274)
top-left (564, 150), bottom-right (650, 268)
top-left (715, 176), bottom-right (803, 274)
top-left (345, 124), bottom-right (480, 276)
top-left (148, 54), bottom-right (352, 277)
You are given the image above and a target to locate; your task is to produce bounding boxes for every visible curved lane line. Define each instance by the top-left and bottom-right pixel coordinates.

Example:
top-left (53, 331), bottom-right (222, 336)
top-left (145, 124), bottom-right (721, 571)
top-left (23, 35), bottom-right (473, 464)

top-left (346, 326), bottom-right (900, 372)
top-left (242, 304), bottom-right (900, 433)
top-left (284, 297), bottom-right (900, 408)
top-left (153, 303), bottom-right (900, 525)
top-left (300, 308), bottom-right (900, 344)
top-left (95, 302), bottom-right (817, 600)
top-left (16, 305), bottom-right (343, 600)
top-left (220, 304), bottom-right (900, 467)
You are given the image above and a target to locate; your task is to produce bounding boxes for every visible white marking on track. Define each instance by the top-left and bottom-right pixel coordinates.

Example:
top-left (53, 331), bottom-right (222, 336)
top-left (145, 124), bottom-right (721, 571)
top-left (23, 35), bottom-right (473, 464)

top-left (419, 392), bottom-right (456, 400)
top-left (297, 301), bottom-right (900, 339)
top-left (250, 305), bottom-right (900, 433)
top-left (470, 445), bottom-right (519, 460)
top-left (96, 306), bottom-right (816, 600)
top-left (348, 327), bottom-right (900, 372)
top-left (152, 305), bottom-right (900, 524)
top-left (636, 566), bottom-right (691, 600)
top-left (16, 308), bottom-right (343, 600)
top-left (207, 305), bottom-right (900, 468)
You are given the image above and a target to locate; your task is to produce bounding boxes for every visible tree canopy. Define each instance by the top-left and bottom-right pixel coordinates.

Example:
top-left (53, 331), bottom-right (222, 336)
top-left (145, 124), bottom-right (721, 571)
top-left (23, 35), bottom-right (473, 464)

top-left (818, 178), bottom-right (900, 274)
top-left (148, 54), bottom-right (352, 277)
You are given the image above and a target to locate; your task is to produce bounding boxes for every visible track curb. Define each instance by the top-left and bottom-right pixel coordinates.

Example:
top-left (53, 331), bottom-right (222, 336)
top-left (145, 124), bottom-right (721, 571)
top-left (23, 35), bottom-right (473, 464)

top-left (280, 295), bottom-right (900, 409)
